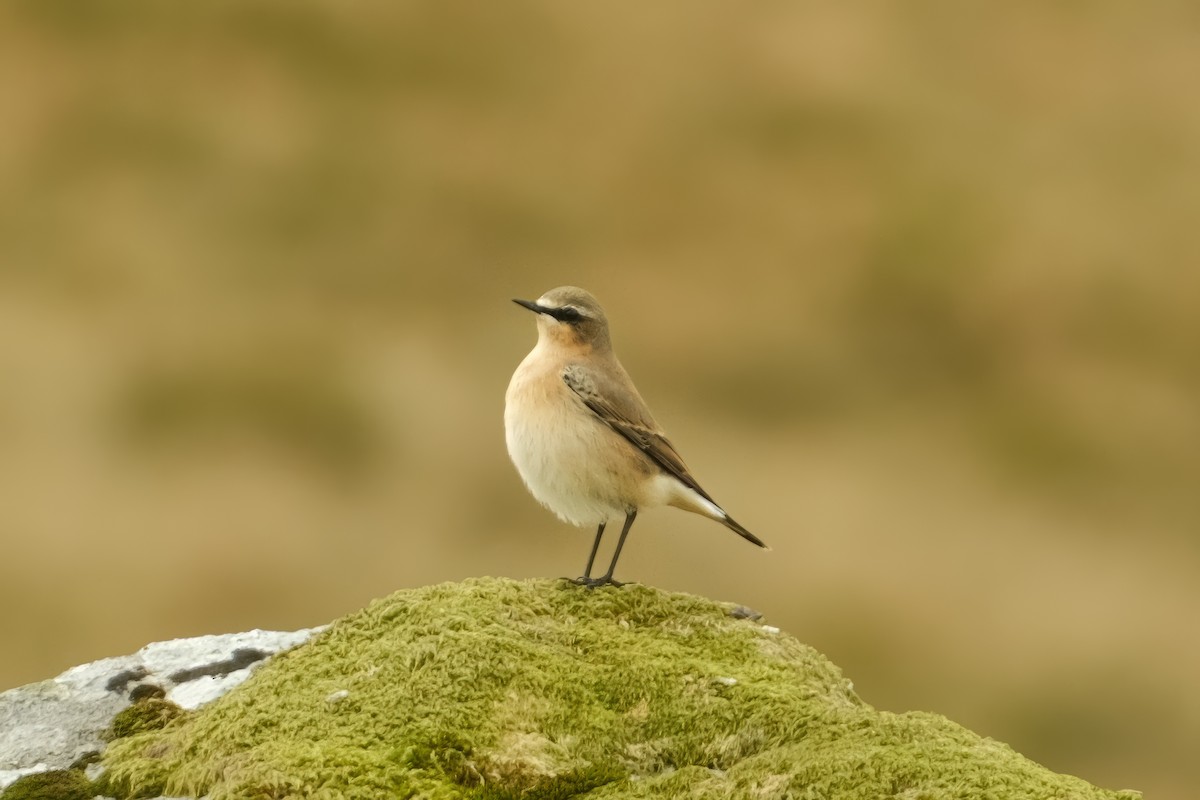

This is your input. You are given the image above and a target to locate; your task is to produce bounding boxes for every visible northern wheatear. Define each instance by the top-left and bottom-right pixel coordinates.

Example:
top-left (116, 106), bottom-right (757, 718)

top-left (505, 286), bottom-right (767, 587)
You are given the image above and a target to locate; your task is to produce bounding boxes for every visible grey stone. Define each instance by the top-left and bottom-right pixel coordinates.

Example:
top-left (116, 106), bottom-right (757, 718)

top-left (0, 627), bottom-right (320, 790)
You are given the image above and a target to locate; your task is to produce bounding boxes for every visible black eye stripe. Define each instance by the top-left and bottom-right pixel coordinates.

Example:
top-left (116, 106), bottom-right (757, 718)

top-left (547, 306), bottom-right (584, 323)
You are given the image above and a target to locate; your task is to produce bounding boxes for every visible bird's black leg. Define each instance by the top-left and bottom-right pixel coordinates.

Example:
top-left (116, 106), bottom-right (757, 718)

top-left (592, 510), bottom-right (636, 588)
top-left (569, 522), bottom-right (606, 585)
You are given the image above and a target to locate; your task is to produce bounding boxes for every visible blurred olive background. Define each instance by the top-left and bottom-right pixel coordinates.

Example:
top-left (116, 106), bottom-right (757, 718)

top-left (2, 1), bottom-right (1197, 796)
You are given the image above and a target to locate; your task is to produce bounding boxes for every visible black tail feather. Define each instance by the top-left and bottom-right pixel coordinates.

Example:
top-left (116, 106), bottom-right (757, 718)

top-left (721, 514), bottom-right (768, 550)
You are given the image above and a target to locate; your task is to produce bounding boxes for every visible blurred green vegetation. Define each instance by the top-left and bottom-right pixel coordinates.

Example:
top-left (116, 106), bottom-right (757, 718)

top-left (121, 351), bottom-right (378, 478)
top-left (0, 2), bottom-right (1196, 797)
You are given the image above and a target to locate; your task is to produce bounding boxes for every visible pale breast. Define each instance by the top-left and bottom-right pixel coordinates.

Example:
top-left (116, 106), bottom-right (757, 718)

top-left (504, 352), bottom-right (634, 527)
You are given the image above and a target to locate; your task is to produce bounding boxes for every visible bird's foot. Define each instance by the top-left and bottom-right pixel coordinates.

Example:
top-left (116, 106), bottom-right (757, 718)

top-left (565, 576), bottom-right (624, 589)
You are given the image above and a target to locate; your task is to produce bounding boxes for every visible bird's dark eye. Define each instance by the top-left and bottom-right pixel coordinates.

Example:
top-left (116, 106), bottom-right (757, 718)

top-left (550, 306), bottom-right (584, 323)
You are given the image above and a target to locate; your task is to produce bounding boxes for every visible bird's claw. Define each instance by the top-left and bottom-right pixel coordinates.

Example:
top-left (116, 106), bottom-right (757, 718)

top-left (565, 576), bottom-right (624, 589)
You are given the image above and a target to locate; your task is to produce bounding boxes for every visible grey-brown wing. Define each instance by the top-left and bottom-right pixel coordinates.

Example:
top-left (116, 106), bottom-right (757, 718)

top-left (561, 363), bottom-right (717, 504)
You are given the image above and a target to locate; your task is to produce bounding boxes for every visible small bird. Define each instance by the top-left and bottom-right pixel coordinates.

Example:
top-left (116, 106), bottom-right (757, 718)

top-left (505, 286), bottom-right (767, 587)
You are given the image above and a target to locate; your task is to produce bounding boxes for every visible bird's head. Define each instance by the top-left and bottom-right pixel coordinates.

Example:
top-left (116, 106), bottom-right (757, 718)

top-left (513, 286), bottom-right (612, 352)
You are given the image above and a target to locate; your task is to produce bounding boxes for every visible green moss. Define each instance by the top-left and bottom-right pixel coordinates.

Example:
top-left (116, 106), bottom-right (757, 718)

top-left (65, 751), bottom-right (100, 772)
top-left (107, 697), bottom-right (186, 740)
top-left (100, 578), bottom-right (1139, 800)
top-left (471, 764), bottom-right (623, 800)
top-left (0, 770), bottom-right (93, 800)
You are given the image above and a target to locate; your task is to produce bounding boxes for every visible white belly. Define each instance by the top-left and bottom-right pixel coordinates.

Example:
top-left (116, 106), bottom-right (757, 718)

top-left (504, 353), bottom-right (633, 527)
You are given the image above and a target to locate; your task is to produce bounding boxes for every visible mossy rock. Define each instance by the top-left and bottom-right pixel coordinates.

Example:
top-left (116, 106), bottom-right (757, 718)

top-left (100, 577), bottom-right (1139, 799)
top-left (0, 770), bottom-right (93, 800)
top-left (107, 696), bottom-right (186, 740)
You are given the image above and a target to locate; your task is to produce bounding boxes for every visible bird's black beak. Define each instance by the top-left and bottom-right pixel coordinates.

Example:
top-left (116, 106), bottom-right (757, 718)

top-left (512, 298), bottom-right (545, 314)
top-left (514, 297), bottom-right (585, 323)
